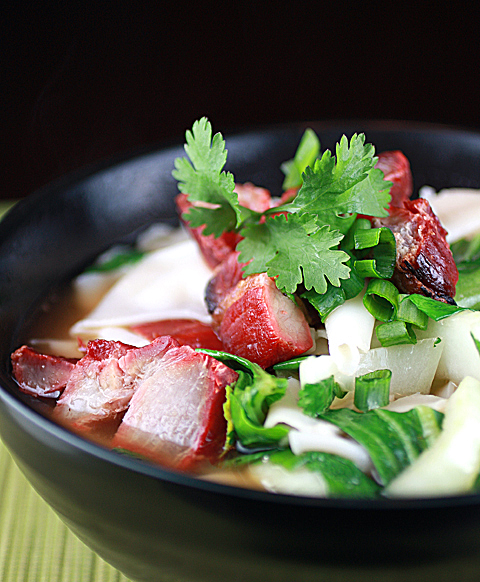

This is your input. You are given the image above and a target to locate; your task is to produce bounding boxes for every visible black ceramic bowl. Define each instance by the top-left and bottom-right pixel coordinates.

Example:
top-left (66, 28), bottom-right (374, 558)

top-left (2, 121), bottom-right (480, 582)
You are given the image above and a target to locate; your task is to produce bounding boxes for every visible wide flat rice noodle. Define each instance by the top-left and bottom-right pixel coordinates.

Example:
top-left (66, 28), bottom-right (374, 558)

top-left (71, 239), bottom-right (213, 337)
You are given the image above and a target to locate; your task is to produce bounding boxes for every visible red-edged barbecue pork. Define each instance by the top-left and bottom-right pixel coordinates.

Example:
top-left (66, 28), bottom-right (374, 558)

top-left (12, 336), bottom-right (238, 471)
top-left (130, 318), bottom-right (224, 350)
top-left (176, 183), bottom-right (273, 269)
top-left (375, 150), bottom-right (413, 209)
top-left (112, 345), bottom-right (238, 471)
top-left (11, 345), bottom-right (77, 399)
top-left (209, 269), bottom-right (314, 369)
top-left (372, 198), bottom-right (458, 303)
top-left (52, 338), bottom-right (173, 432)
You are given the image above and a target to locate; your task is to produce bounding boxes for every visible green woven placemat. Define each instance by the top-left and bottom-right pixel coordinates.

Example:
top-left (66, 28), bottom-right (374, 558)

top-left (0, 437), bottom-right (131, 582)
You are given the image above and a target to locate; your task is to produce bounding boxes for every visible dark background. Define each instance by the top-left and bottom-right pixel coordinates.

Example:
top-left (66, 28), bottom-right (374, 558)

top-left (2, 3), bottom-right (479, 201)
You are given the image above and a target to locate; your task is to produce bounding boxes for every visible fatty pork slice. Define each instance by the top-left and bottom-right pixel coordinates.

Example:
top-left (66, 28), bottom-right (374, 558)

top-left (176, 183), bottom-right (273, 269)
top-left (212, 272), bottom-right (313, 369)
top-left (112, 346), bottom-right (238, 471)
top-left (53, 337), bottom-right (178, 432)
top-left (11, 345), bottom-right (77, 399)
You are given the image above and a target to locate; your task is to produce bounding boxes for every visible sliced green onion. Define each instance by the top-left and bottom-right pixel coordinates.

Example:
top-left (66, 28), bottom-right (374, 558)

top-left (354, 369), bottom-right (391, 412)
top-left (354, 227), bottom-right (396, 279)
top-left (376, 320), bottom-right (417, 347)
top-left (363, 278), bottom-right (399, 322)
top-left (281, 129), bottom-right (320, 190)
top-left (406, 294), bottom-right (469, 321)
top-left (341, 218), bottom-right (371, 251)
top-left (397, 294), bottom-right (429, 330)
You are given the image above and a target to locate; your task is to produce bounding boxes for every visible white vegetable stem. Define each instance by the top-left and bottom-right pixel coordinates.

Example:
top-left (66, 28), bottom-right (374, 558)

top-left (324, 290), bottom-right (375, 375)
top-left (299, 338), bottom-right (442, 397)
top-left (385, 376), bottom-right (480, 497)
top-left (417, 311), bottom-right (480, 385)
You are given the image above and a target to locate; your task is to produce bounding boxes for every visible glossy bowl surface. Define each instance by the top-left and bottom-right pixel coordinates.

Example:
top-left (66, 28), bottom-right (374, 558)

top-left (2, 121), bottom-right (480, 582)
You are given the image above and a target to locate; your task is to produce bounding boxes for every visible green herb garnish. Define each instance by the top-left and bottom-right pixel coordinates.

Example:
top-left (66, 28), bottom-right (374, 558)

top-left (173, 117), bottom-right (392, 298)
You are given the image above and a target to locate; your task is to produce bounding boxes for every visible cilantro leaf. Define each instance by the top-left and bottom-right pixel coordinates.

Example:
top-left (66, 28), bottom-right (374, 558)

top-left (172, 117), bottom-right (255, 237)
top-left (237, 213), bottom-right (351, 295)
top-left (280, 134), bottom-right (391, 219)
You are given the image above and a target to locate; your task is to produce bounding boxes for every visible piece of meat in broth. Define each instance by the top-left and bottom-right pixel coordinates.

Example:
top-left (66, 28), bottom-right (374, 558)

top-left (375, 150), bottom-right (413, 209)
top-left (130, 318), bottom-right (224, 350)
top-left (175, 183), bottom-right (273, 269)
top-left (372, 198), bottom-right (459, 303)
top-left (53, 337), bottom-right (178, 432)
top-left (205, 251), bottom-right (245, 315)
top-left (112, 345), bottom-right (238, 471)
top-left (11, 345), bottom-right (78, 399)
top-left (211, 271), bottom-right (313, 369)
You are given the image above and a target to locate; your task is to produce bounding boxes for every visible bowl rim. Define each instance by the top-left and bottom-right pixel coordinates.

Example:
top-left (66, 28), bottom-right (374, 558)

top-left (2, 117), bottom-right (480, 511)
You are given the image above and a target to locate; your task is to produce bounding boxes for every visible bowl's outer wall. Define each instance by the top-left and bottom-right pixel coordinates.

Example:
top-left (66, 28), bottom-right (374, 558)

top-left (2, 122), bottom-right (480, 582)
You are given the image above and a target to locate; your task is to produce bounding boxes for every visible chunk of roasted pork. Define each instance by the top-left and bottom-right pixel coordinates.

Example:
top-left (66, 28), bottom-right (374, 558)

top-left (210, 270), bottom-right (313, 369)
top-left (11, 336), bottom-right (238, 471)
top-left (130, 318), bottom-right (224, 350)
top-left (372, 198), bottom-right (459, 303)
top-left (53, 337), bottom-right (178, 431)
top-left (11, 345), bottom-right (77, 399)
top-left (112, 345), bottom-right (238, 470)
top-left (176, 183), bottom-right (273, 269)
top-left (375, 150), bottom-right (413, 209)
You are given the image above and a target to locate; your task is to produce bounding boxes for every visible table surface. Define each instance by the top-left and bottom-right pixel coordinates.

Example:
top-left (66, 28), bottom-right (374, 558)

top-left (0, 436), bottom-right (132, 582)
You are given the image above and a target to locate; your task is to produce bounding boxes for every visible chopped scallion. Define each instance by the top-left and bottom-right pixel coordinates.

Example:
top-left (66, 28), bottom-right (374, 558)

top-left (354, 227), bottom-right (396, 279)
top-left (397, 294), bottom-right (429, 330)
top-left (354, 369), bottom-right (391, 412)
top-left (376, 320), bottom-right (417, 347)
top-left (363, 278), bottom-right (399, 322)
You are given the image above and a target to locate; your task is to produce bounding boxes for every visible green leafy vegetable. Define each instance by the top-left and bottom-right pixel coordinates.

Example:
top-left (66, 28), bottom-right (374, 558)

top-left (300, 254), bottom-right (365, 321)
top-left (405, 294), bottom-right (469, 321)
top-left (451, 232), bottom-right (480, 265)
top-left (272, 356), bottom-right (310, 372)
top-left (198, 349), bottom-right (289, 449)
top-left (279, 134), bottom-right (391, 219)
top-left (85, 248), bottom-right (146, 273)
top-left (173, 118), bottom-right (393, 299)
top-left (450, 233), bottom-right (480, 309)
top-left (320, 406), bottom-right (444, 486)
top-left (225, 449), bottom-right (381, 498)
top-left (298, 376), bottom-right (344, 417)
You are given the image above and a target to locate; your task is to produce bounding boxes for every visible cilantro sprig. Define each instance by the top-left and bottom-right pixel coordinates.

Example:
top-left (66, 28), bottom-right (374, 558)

top-left (173, 117), bottom-right (392, 297)
top-left (172, 117), bottom-right (257, 236)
